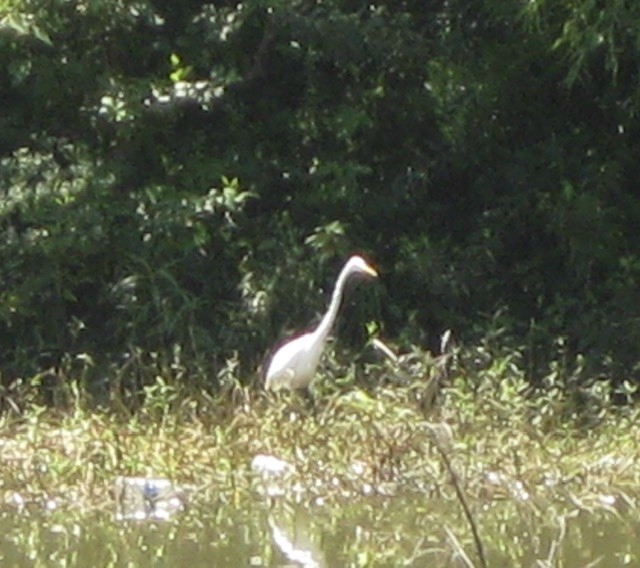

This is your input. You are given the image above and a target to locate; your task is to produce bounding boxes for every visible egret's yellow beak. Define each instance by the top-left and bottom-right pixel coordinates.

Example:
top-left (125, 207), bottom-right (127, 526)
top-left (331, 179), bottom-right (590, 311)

top-left (365, 263), bottom-right (378, 278)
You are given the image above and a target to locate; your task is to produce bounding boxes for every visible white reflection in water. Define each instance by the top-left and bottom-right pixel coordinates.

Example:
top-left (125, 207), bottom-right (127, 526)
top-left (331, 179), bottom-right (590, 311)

top-left (267, 505), bottom-right (326, 568)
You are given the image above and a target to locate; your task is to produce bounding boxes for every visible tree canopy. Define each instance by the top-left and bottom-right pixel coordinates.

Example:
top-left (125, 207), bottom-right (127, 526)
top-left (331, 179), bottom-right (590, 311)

top-left (2, 0), bottom-right (640, 391)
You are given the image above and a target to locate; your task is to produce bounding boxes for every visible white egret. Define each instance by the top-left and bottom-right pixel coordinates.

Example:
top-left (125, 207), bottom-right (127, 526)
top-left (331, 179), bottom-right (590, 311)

top-left (265, 255), bottom-right (378, 391)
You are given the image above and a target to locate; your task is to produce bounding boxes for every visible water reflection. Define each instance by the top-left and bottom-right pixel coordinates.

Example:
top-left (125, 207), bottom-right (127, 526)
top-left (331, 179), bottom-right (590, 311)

top-left (0, 495), bottom-right (637, 566)
top-left (267, 504), bottom-right (325, 568)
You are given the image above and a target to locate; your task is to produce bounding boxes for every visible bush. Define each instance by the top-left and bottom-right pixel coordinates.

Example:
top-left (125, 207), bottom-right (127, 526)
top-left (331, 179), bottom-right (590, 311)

top-left (1, 0), bottom-right (640, 397)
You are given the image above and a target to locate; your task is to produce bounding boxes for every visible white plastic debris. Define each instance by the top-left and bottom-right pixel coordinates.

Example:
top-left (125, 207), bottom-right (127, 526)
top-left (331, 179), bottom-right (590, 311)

top-left (251, 454), bottom-right (296, 498)
top-left (251, 454), bottom-right (295, 477)
top-left (114, 476), bottom-right (186, 521)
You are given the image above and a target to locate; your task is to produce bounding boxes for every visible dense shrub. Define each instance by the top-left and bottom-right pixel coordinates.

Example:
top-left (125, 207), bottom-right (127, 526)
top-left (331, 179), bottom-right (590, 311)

top-left (1, 0), bottom-right (640, 391)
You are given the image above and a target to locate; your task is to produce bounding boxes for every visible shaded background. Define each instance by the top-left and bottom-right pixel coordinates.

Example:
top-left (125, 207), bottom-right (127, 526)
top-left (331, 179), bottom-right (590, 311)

top-left (1, 0), bottom-right (639, 392)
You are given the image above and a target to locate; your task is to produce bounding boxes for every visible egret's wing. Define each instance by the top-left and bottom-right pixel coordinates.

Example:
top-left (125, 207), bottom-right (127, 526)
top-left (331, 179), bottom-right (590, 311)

top-left (265, 333), bottom-right (318, 390)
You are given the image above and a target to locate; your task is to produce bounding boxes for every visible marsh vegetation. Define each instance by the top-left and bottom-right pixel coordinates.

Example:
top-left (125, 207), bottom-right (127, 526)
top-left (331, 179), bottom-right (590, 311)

top-left (2, 1), bottom-right (640, 564)
top-left (1, 342), bottom-right (638, 566)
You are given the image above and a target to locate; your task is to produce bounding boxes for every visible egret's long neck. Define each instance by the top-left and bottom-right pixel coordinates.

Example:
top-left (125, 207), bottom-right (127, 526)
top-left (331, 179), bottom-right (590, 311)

top-left (314, 264), bottom-right (352, 342)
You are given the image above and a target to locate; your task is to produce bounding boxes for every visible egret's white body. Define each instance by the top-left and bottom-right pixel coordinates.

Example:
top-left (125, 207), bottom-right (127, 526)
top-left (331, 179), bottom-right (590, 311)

top-left (265, 255), bottom-right (378, 391)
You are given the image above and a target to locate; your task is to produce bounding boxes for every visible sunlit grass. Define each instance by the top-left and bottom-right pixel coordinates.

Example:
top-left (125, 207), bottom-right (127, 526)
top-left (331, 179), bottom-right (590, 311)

top-left (0, 344), bottom-right (639, 565)
top-left (0, 344), bottom-right (638, 521)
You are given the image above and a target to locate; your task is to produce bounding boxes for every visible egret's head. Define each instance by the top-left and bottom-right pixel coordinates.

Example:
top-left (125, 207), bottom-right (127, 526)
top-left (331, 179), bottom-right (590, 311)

top-left (346, 255), bottom-right (378, 279)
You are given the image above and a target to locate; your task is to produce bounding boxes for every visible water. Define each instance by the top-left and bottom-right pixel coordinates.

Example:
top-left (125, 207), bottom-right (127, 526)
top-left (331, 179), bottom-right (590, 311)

top-left (0, 494), bottom-right (637, 566)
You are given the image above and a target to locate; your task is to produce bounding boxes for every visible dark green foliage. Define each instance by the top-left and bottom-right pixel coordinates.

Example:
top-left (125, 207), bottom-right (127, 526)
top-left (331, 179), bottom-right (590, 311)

top-left (1, 0), bottom-right (640, 396)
